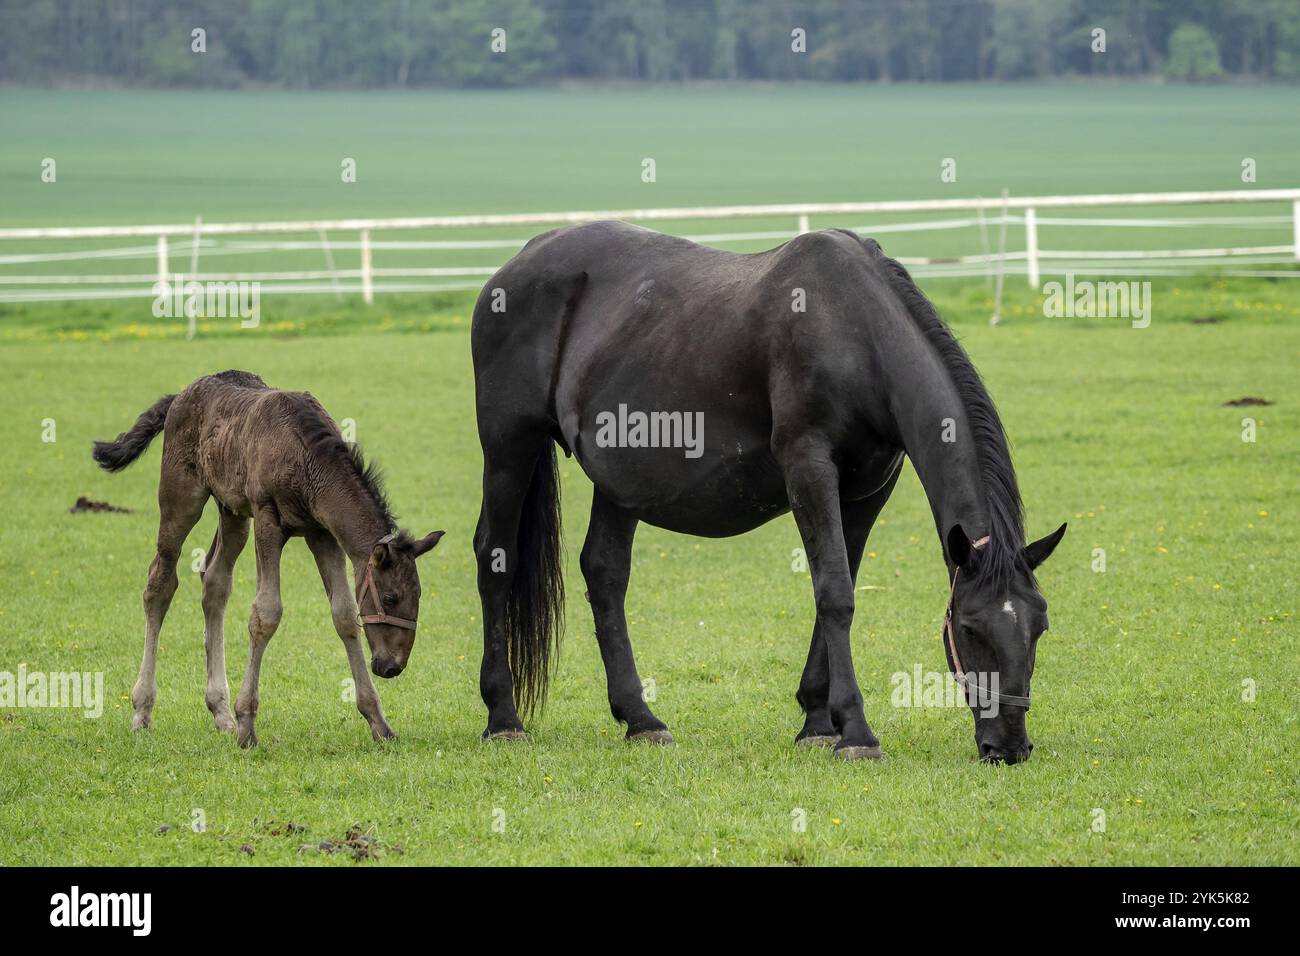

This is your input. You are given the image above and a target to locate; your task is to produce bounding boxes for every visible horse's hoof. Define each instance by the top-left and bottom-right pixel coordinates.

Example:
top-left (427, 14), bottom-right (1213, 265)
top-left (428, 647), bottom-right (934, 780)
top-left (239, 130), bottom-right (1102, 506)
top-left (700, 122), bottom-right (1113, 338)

top-left (483, 729), bottom-right (529, 742)
top-left (796, 734), bottom-right (840, 749)
top-left (130, 716), bottom-right (151, 732)
top-left (627, 728), bottom-right (675, 745)
top-left (834, 744), bottom-right (884, 761)
top-left (237, 727), bottom-right (258, 749)
top-left (373, 728), bottom-right (397, 743)
top-left (214, 716), bottom-right (236, 734)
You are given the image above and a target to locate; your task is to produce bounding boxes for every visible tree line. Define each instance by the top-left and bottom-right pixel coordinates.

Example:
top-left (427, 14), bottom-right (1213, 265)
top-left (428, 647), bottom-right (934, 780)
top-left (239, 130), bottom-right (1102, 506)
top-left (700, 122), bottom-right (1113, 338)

top-left (3, 0), bottom-right (1298, 88)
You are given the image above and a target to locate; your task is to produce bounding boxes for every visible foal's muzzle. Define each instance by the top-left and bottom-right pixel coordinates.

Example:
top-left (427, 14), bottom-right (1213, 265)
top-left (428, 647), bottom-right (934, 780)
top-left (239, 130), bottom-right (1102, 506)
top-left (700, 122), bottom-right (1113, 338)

top-left (371, 657), bottom-right (404, 679)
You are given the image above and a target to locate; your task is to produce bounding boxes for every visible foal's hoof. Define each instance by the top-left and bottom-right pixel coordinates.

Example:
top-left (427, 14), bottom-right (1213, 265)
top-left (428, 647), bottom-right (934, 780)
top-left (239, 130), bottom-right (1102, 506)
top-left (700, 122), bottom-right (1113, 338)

top-left (483, 729), bottom-right (529, 742)
top-left (372, 727), bottom-right (397, 743)
top-left (627, 728), bottom-right (675, 745)
top-left (237, 728), bottom-right (258, 749)
top-left (130, 714), bottom-right (152, 732)
top-left (214, 715), bottom-right (236, 734)
top-left (834, 744), bottom-right (884, 761)
top-left (796, 734), bottom-right (841, 749)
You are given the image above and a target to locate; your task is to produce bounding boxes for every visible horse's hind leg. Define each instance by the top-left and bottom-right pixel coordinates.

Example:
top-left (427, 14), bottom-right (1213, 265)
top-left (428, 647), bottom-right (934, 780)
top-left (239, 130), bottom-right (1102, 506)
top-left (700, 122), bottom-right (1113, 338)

top-left (234, 510), bottom-right (286, 748)
top-left (200, 507), bottom-right (249, 732)
top-left (473, 436), bottom-right (548, 740)
top-left (580, 489), bottom-right (671, 743)
top-left (795, 467), bottom-right (900, 748)
top-left (306, 529), bottom-right (395, 742)
top-left (132, 463), bottom-right (208, 730)
top-left (779, 438), bottom-right (880, 760)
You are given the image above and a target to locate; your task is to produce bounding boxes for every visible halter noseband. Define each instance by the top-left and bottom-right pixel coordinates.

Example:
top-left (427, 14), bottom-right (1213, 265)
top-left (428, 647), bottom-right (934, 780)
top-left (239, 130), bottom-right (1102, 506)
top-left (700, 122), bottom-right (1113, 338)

top-left (943, 535), bottom-right (1032, 711)
top-left (357, 533), bottom-right (417, 631)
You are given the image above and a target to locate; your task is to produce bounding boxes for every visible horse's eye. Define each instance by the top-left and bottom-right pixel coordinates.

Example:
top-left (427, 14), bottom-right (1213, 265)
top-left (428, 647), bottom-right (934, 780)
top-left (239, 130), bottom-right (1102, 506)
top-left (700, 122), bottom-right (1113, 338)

top-left (383, 593), bottom-right (398, 607)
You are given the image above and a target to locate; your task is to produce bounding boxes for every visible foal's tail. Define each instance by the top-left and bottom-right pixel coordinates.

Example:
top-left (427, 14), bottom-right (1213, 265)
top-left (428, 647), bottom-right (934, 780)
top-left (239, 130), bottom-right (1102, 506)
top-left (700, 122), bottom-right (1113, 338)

top-left (506, 442), bottom-right (565, 718)
top-left (92, 394), bottom-right (176, 472)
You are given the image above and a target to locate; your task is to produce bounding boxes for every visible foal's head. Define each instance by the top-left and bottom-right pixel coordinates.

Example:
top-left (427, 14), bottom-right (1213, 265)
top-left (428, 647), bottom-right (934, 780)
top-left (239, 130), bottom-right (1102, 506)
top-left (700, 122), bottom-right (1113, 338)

top-left (358, 530), bottom-right (444, 678)
top-left (944, 522), bottom-right (1067, 764)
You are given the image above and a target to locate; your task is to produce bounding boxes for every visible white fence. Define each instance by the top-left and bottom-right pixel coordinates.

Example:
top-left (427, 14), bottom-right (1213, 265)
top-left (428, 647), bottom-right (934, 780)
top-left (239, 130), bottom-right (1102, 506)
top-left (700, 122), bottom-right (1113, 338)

top-left (1, 188), bottom-right (1298, 308)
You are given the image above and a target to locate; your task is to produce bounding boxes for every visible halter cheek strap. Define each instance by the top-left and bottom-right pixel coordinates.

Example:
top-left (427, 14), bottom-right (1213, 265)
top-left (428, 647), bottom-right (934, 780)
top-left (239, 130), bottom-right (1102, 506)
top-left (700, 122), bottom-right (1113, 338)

top-left (943, 535), bottom-right (1032, 711)
top-left (357, 533), bottom-right (417, 631)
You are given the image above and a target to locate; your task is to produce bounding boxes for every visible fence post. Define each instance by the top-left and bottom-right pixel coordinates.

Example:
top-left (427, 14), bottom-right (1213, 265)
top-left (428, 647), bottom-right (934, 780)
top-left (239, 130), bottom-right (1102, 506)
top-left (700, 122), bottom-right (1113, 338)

top-left (1024, 206), bottom-right (1040, 290)
top-left (187, 218), bottom-right (201, 340)
top-left (797, 213), bottom-right (810, 235)
top-left (991, 189), bottom-right (1009, 326)
top-left (319, 229), bottom-right (343, 302)
top-left (189, 217), bottom-right (202, 276)
top-left (360, 228), bottom-right (374, 304)
top-left (156, 235), bottom-right (169, 298)
top-left (1293, 200), bottom-right (1300, 262)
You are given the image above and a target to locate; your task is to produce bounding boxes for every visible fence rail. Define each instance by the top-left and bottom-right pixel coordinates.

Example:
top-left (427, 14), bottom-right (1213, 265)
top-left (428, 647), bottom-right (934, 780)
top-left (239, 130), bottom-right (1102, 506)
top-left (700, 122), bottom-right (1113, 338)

top-left (2, 188), bottom-right (1298, 310)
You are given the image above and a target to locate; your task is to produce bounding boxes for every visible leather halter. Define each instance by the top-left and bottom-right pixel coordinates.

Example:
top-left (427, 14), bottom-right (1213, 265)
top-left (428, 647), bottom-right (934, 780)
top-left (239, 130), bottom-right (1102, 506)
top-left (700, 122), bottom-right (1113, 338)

top-left (943, 535), bottom-right (1032, 711)
top-left (357, 533), bottom-right (417, 631)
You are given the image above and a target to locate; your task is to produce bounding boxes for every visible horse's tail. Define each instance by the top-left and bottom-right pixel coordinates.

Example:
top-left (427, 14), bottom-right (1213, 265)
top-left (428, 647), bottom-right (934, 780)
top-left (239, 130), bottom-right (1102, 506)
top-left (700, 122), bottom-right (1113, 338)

top-left (506, 442), bottom-right (565, 718)
top-left (92, 394), bottom-right (176, 472)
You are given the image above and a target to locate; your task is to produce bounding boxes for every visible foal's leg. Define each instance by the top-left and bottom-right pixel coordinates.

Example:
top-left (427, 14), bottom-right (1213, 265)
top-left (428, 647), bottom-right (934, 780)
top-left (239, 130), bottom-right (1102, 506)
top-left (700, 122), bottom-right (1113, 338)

top-left (780, 439), bottom-right (879, 760)
top-left (132, 464), bottom-right (208, 731)
top-left (796, 467), bottom-right (900, 748)
top-left (234, 511), bottom-right (286, 748)
top-left (306, 530), bottom-right (395, 742)
top-left (473, 438), bottom-right (546, 740)
top-left (200, 507), bottom-right (249, 732)
top-left (580, 489), bottom-right (671, 743)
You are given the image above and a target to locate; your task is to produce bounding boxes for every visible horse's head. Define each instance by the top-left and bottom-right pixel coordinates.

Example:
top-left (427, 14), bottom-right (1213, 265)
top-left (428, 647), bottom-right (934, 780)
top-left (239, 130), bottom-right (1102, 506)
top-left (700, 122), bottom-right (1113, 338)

top-left (944, 522), bottom-right (1067, 764)
top-left (357, 530), bottom-right (444, 678)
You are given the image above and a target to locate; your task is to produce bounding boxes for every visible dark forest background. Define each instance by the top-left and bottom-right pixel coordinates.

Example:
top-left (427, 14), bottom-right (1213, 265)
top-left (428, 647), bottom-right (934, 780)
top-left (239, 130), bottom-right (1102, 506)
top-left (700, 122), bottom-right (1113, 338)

top-left (2, 0), bottom-right (1298, 88)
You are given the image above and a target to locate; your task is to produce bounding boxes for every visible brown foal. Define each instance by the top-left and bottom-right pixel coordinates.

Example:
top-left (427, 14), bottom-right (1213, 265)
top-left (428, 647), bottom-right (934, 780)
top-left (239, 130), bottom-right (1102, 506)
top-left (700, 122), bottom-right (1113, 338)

top-left (93, 370), bottom-right (442, 746)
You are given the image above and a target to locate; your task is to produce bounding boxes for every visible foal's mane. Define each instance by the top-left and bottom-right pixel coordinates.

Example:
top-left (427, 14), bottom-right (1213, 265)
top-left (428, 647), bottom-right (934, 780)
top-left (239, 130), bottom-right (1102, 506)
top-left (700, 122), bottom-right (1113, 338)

top-left (863, 239), bottom-right (1030, 589)
top-left (290, 394), bottom-right (405, 542)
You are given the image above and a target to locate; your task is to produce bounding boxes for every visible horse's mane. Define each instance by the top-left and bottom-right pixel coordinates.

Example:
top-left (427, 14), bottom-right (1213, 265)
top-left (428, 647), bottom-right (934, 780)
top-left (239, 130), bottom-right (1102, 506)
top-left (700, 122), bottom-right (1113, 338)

top-left (290, 394), bottom-right (409, 545)
top-left (864, 240), bottom-right (1030, 589)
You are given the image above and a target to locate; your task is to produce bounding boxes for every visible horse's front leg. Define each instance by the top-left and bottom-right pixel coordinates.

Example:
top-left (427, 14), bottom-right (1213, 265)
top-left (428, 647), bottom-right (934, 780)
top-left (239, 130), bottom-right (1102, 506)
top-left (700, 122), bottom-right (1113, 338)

top-left (581, 489), bottom-right (671, 743)
top-left (796, 468), bottom-right (900, 748)
top-left (234, 511), bottom-right (286, 748)
top-left (305, 530), bottom-right (395, 742)
top-left (781, 440), bottom-right (881, 760)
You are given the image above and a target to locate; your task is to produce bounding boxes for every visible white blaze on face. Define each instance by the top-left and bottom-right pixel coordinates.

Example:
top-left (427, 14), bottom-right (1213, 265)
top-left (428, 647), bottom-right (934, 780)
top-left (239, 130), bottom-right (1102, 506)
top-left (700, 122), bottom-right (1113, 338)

top-left (1002, 600), bottom-right (1017, 622)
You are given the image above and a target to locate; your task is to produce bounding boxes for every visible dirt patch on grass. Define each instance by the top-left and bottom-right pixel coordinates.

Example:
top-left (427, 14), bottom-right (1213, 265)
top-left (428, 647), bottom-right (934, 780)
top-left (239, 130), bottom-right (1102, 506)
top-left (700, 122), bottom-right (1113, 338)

top-left (1223, 397), bottom-right (1274, 407)
top-left (69, 496), bottom-right (132, 514)
top-left (301, 825), bottom-right (404, 862)
top-left (265, 820), bottom-right (307, 837)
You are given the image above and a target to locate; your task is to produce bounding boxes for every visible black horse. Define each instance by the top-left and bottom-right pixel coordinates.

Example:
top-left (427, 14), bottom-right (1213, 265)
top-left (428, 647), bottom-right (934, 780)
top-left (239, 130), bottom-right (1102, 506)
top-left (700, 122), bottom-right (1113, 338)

top-left (471, 221), bottom-right (1065, 763)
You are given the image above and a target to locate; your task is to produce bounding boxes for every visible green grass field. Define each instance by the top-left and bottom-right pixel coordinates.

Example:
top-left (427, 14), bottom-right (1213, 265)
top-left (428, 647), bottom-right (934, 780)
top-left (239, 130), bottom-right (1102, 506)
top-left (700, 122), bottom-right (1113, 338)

top-left (3, 83), bottom-right (1300, 280)
top-left (0, 85), bottom-right (1297, 865)
top-left (6, 84), bottom-right (1300, 224)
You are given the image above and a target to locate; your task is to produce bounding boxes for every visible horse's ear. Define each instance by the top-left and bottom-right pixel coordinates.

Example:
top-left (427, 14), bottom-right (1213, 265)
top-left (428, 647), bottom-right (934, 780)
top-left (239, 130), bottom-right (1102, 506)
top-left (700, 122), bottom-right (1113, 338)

top-left (1024, 523), bottom-right (1067, 570)
top-left (370, 541), bottom-right (392, 569)
top-left (946, 523), bottom-right (974, 568)
top-left (413, 530), bottom-right (445, 558)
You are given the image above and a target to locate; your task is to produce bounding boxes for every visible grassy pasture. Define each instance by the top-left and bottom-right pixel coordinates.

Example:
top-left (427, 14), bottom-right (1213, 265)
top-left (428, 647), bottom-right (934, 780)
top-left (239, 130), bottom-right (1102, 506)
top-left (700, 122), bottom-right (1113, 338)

top-left (0, 84), bottom-right (1296, 865)
top-left (0, 282), bottom-right (1295, 865)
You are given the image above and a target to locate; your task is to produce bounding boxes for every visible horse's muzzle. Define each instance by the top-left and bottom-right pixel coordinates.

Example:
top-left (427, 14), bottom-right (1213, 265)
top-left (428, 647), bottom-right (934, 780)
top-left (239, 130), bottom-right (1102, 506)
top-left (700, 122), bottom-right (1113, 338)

top-left (371, 657), bottom-right (404, 679)
top-left (979, 740), bottom-right (1033, 764)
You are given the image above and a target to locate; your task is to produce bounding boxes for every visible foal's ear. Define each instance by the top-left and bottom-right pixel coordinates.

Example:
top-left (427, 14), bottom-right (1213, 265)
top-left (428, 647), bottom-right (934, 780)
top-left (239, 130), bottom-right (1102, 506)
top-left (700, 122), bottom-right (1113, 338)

top-left (1024, 522), bottom-right (1068, 570)
top-left (412, 530), bottom-right (445, 558)
top-left (370, 541), bottom-right (392, 569)
top-left (946, 523), bottom-right (975, 568)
